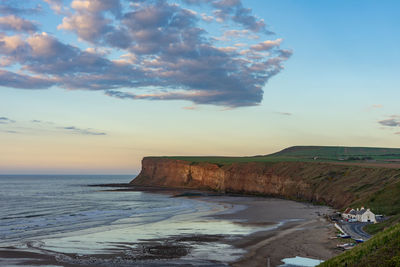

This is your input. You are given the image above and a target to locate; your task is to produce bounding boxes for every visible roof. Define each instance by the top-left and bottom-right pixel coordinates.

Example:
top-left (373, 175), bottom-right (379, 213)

top-left (357, 209), bottom-right (367, 215)
top-left (343, 208), bottom-right (353, 214)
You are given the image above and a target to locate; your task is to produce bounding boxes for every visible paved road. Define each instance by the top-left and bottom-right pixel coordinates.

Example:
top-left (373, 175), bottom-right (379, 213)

top-left (340, 221), bottom-right (371, 240)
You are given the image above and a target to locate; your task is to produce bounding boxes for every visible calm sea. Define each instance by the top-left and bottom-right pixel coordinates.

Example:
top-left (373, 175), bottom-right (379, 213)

top-left (0, 175), bottom-right (255, 266)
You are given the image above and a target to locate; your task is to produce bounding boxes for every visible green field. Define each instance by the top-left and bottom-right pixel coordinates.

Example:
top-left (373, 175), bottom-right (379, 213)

top-left (270, 146), bottom-right (400, 160)
top-left (161, 146), bottom-right (400, 165)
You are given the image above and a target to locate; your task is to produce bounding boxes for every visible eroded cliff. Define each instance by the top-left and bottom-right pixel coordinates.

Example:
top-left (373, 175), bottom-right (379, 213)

top-left (131, 157), bottom-right (400, 210)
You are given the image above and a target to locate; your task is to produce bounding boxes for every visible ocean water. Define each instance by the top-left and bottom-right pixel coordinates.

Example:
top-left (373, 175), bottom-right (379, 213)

top-left (0, 175), bottom-right (136, 244)
top-left (0, 175), bottom-right (262, 266)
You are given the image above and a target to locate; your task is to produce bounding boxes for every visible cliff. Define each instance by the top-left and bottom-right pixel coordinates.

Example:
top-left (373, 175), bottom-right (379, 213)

top-left (131, 157), bottom-right (400, 211)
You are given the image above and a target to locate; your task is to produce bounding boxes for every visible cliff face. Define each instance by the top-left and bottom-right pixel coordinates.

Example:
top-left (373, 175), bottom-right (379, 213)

top-left (131, 158), bottom-right (400, 209)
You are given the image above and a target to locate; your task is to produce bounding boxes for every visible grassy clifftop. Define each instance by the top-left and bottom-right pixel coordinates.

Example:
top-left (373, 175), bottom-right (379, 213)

top-left (271, 146), bottom-right (400, 161)
top-left (161, 145), bottom-right (400, 166)
top-left (319, 223), bottom-right (400, 267)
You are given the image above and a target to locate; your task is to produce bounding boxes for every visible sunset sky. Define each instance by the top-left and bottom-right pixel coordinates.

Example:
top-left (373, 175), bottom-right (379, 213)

top-left (0, 0), bottom-right (399, 174)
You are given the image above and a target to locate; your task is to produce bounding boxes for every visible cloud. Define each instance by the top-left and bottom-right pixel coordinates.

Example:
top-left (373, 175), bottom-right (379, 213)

top-left (378, 116), bottom-right (400, 135)
top-left (105, 90), bottom-right (234, 106)
top-left (209, 0), bottom-right (271, 33)
top-left (57, 0), bottom-right (122, 43)
top-left (62, 126), bottom-right (107, 136)
top-left (367, 104), bottom-right (383, 111)
top-left (0, 15), bottom-right (38, 32)
top-left (0, 3), bottom-right (41, 15)
top-left (379, 118), bottom-right (400, 127)
top-left (2, 130), bottom-right (19, 134)
top-left (371, 104), bottom-right (383, 109)
top-left (31, 119), bottom-right (55, 125)
top-left (0, 33), bottom-right (144, 89)
top-left (251, 38), bottom-right (283, 51)
top-left (0, 0), bottom-right (291, 108)
top-left (201, 13), bottom-right (213, 22)
top-left (232, 6), bottom-right (269, 33)
top-left (379, 115), bottom-right (400, 127)
top-left (29, 120), bottom-right (107, 136)
top-left (183, 106), bottom-right (198, 110)
top-left (0, 70), bottom-right (54, 89)
top-left (214, 29), bottom-right (259, 42)
top-left (58, 11), bottom-right (112, 43)
top-left (0, 118), bottom-right (107, 136)
top-left (43, 0), bottom-right (66, 14)
top-left (275, 112), bottom-right (292, 116)
top-left (0, 117), bottom-right (15, 124)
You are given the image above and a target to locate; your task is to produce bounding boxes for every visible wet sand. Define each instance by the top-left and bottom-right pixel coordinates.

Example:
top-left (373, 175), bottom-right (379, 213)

top-left (206, 196), bottom-right (341, 266)
top-left (0, 190), bottom-right (341, 267)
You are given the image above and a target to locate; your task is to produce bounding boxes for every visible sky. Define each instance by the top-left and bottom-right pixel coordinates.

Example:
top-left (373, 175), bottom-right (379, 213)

top-left (0, 0), bottom-right (399, 174)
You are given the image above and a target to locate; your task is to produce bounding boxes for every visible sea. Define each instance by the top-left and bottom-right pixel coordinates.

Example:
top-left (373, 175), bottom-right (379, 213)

top-left (0, 175), bottom-right (262, 266)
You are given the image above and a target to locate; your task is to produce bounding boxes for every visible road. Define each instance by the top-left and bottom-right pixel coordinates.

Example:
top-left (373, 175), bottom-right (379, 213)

top-left (340, 221), bottom-right (371, 240)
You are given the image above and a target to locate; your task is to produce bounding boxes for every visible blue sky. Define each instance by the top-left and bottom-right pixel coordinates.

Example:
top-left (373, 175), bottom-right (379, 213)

top-left (0, 0), bottom-right (399, 174)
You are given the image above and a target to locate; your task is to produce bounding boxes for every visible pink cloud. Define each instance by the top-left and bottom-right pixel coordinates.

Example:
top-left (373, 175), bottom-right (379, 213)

top-left (0, 15), bottom-right (38, 32)
top-left (251, 38), bottom-right (283, 51)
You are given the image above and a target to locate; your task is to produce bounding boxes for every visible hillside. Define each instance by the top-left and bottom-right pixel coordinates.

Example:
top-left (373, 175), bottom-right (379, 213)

top-left (319, 222), bottom-right (400, 267)
top-left (131, 158), bottom-right (400, 215)
top-left (134, 145), bottom-right (400, 227)
top-left (270, 146), bottom-right (400, 161)
top-left (132, 146), bottom-right (400, 265)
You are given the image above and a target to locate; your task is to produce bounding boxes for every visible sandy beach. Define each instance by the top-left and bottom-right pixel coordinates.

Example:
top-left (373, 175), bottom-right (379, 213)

top-left (0, 188), bottom-right (341, 267)
top-left (209, 196), bottom-right (341, 266)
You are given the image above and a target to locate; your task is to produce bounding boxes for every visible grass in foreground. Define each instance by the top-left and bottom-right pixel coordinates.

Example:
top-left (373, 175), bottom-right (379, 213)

top-left (364, 214), bottom-right (400, 235)
top-left (319, 222), bottom-right (400, 267)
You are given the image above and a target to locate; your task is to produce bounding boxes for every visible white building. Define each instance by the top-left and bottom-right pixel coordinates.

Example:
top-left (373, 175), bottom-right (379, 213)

top-left (342, 207), bottom-right (376, 223)
top-left (357, 207), bottom-right (377, 223)
top-left (342, 207), bottom-right (356, 220)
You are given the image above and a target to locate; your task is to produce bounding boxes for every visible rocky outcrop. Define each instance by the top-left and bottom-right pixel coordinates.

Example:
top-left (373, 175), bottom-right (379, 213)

top-left (131, 157), bottom-right (400, 209)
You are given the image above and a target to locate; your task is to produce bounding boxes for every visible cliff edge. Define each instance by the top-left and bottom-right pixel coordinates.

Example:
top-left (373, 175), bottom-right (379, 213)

top-left (131, 157), bottom-right (400, 211)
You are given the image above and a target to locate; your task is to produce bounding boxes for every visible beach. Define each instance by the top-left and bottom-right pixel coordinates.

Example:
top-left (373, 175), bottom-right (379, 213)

top-left (210, 196), bottom-right (340, 266)
top-left (0, 176), bottom-right (339, 266)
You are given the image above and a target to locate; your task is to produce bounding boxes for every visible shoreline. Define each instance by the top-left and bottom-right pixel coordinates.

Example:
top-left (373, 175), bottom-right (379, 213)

top-left (201, 196), bottom-right (341, 266)
top-left (0, 186), bottom-right (341, 267)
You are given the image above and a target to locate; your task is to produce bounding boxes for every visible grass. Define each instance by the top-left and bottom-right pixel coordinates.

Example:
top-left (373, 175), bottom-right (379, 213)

top-left (271, 146), bottom-right (400, 161)
top-left (352, 181), bottom-right (400, 216)
top-left (162, 155), bottom-right (308, 165)
top-left (364, 214), bottom-right (400, 235)
top-left (158, 146), bottom-right (400, 166)
top-left (319, 222), bottom-right (400, 267)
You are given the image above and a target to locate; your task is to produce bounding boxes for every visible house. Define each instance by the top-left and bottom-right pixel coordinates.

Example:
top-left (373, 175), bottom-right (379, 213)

top-left (342, 208), bottom-right (356, 220)
top-left (356, 207), bottom-right (377, 223)
top-left (342, 207), bottom-right (376, 223)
